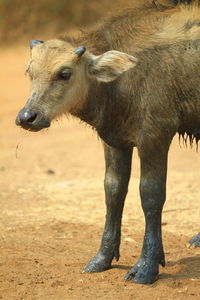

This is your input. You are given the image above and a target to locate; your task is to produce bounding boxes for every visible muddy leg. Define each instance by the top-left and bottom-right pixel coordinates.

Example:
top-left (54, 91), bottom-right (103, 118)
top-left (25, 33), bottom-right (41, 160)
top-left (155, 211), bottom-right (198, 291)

top-left (125, 144), bottom-right (169, 284)
top-left (83, 144), bottom-right (132, 272)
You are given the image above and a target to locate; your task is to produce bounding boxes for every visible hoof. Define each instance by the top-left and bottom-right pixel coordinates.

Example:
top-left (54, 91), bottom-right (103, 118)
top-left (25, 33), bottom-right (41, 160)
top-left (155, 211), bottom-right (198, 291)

top-left (187, 233), bottom-right (200, 248)
top-left (124, 265), bottom-right (158, 284)
top-left (83, 253), bottom-right (112, 273)
top-left (124, 256), bottom-right (164, 284)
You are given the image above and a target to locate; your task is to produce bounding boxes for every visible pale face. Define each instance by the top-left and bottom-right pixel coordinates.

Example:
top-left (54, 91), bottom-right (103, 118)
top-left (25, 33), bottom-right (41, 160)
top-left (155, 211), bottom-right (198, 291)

top-left (16, 39), bottom-right (137, 131)
top-left (16, 40), bottom-right (90, 131)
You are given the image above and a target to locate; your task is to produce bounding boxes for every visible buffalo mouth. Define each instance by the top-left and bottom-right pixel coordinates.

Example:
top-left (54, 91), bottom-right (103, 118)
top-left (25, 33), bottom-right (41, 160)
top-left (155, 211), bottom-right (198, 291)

top-left (15, 108), bottom-right (51, 132)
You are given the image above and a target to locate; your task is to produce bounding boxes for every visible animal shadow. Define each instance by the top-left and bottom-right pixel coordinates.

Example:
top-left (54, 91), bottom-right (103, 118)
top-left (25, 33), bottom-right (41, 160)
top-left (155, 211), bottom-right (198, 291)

top-left (159, 255), bottom-right (200, 281)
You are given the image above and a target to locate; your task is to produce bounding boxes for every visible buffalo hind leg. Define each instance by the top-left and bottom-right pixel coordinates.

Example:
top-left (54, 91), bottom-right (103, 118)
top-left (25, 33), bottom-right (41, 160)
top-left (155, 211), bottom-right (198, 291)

top-left (83, 144), bottom-right (133, 272)
top-left (125, 142), bottom-right (169, 284)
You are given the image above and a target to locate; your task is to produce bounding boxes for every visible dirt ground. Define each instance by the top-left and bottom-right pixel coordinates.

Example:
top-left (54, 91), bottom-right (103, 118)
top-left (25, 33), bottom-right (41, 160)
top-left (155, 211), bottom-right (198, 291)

top-left (0, 47), bottom-right (199, 300)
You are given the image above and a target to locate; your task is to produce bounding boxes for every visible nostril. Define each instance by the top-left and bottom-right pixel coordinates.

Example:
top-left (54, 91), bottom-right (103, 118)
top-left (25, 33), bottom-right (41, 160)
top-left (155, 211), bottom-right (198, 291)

top-left (19, 109), bottom-right (37, 124)
top-left (24, 111), bottom-right (37, 123)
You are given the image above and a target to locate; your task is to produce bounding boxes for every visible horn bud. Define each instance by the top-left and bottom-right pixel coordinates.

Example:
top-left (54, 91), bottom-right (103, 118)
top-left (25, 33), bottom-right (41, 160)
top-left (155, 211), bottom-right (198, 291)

top-left (75, 46), bottom-right (86, 57)
top-left (30, 40), bottom-right (44, 49)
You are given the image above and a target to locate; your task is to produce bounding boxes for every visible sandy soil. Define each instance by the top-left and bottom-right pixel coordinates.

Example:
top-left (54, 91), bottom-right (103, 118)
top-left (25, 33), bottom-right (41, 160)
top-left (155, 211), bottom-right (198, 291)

top-left (0, 47), bottom-right (199, 300)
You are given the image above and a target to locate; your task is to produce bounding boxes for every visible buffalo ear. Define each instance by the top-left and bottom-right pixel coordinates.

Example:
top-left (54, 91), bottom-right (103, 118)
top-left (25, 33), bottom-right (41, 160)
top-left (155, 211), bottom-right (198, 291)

top-left (88, 50), bottom-right (137, 83)
top-left (30, 40), bottom-right (44, 49)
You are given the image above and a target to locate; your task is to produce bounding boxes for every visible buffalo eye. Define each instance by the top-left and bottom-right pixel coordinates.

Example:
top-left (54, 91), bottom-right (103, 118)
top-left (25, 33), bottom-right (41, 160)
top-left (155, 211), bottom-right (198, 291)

top-left (57, 69), bottom-right (72, 81)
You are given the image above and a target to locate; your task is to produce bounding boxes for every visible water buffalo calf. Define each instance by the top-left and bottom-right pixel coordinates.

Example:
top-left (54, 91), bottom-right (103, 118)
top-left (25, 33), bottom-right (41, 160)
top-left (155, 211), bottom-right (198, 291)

top-left (16, 2), bottom-right (200, 284)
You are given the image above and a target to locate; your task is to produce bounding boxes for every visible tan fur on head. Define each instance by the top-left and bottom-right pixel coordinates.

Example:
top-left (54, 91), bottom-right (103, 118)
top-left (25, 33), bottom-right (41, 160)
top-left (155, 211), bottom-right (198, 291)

top-left (30, 40), bottom-right (81, 79)
top-left (26, 39), bottom-right (90, 119)
top-left (26, 39), bottom-right (137, 121)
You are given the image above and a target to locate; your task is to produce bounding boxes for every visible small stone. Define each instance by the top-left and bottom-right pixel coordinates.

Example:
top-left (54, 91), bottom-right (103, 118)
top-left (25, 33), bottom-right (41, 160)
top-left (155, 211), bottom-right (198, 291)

top-left (124, 237), bottom-right (135, 243)
top-left (46, 169), bottom-right (55, 175)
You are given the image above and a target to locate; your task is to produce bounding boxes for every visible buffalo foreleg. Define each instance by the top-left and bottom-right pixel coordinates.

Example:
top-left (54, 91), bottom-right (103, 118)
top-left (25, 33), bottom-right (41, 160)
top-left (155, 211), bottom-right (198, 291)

top-left (83, 143), bottom-right (132, 272)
